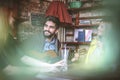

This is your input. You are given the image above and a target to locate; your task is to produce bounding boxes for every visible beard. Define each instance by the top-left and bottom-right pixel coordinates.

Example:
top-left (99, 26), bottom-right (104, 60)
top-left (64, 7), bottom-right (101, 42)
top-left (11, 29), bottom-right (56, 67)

top-left (43, 30), bottom-right (55, 38)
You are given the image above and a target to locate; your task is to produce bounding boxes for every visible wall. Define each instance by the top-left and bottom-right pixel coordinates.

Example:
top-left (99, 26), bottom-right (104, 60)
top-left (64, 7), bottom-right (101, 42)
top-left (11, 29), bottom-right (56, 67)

top-left (17, 0), bottom-right (50, 42)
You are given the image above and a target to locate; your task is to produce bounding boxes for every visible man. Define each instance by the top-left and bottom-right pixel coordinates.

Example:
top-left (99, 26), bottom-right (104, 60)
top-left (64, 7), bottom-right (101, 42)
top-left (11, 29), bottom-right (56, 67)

top-left (16, 16), bottom-right (64, 73)
top-left (19, 16), bottom-right (61, 64)
top-left (43, 16), bottom-right (60, 55)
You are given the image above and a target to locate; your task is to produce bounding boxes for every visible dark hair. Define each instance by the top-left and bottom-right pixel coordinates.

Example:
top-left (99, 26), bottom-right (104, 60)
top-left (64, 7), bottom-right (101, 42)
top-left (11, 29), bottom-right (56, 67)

top-left (45, 16), bottom-right (60, 29)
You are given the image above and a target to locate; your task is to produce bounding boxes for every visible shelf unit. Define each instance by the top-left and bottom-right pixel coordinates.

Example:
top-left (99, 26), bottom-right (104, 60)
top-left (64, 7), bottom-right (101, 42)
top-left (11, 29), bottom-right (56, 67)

top-left (59, 0), bottom-right (103, 52)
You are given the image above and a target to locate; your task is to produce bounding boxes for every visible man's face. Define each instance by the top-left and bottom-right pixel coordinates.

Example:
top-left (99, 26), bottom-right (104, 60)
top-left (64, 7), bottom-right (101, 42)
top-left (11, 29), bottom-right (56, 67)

top-left (43, 21), bottom-right (58, 38)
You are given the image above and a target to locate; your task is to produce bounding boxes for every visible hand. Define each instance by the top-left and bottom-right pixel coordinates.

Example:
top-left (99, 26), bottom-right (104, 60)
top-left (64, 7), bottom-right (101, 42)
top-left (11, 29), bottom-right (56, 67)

top-left (52, 59), bottom-right (65, 67)
top-left (45, 60), bottom-right (66, 72)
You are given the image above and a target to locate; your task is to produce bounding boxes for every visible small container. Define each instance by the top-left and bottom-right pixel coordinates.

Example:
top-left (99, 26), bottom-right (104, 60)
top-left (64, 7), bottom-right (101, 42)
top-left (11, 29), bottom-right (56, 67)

top-left (69, 1), bottom-right (82, 8)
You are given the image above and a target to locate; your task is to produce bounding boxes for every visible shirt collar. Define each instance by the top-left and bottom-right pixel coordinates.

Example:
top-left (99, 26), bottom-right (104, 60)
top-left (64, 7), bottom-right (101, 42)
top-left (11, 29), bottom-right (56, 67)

top-left (45, 38), bottom-right (56, 44)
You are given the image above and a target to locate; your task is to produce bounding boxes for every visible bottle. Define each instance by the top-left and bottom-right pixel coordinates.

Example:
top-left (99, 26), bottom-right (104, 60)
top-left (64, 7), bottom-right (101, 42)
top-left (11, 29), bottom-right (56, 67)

top-left (61, 44), bottom-right (69, 71)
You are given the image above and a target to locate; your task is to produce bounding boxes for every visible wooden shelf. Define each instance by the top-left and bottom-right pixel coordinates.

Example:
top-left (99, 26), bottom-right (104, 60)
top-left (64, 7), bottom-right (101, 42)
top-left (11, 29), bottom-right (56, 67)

top-left (72, 16), bottom-right (104, 20)
top-left (68, 6), bottom-right (102, 13)
top-left (66, 34), bottom-right (74, 36)
top-left (80, 16), bottom-right (104, 19)
top-left (71, 24), bottom-right (99, 28)
top-left (61, 42), bottom-right (90, 45)
top-left (62, 24), bottom-right (99, 28)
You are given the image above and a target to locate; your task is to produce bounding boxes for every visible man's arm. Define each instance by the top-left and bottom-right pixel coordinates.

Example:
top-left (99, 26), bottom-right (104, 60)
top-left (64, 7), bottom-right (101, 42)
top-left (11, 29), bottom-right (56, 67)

top-left (21, 55), bottom-right (64, 67)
